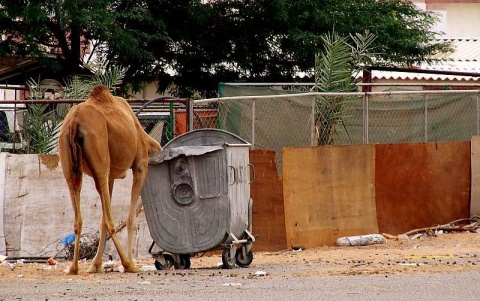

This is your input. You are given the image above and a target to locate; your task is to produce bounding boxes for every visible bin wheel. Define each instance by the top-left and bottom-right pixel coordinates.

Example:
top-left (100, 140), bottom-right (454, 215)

top-left (154, 254), bottom-right (174, 270)
top-left (174, 254), bottom-right (191, 269)
top-left (235, 249), bottom-right (253, 267)
top-left (222, 248), bottom-right (236, 269)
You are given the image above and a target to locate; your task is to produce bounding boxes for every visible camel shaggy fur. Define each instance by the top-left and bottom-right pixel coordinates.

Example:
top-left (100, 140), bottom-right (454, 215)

top-left (58, 85), bottom-right (162, 275)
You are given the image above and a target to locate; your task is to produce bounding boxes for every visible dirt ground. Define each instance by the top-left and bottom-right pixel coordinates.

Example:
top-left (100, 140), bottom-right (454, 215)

top-left (1, 231), bottom-right (480, 282)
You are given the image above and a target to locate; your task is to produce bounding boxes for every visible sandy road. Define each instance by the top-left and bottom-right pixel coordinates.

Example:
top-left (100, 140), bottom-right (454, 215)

top-left (1, 232), bottom-right (480, 300)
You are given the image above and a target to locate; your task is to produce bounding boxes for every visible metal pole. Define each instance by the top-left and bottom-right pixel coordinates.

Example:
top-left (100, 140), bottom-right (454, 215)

top-left (186, 99), bottom-right (194, 132)
top-left (424, 94), bottom-right (428, 142)
top-left (477, 93), bottom-right (480, 135)
top-left (363, 93), bottom-right (369, 144)
top-left (251, 100), bottom-right (255, 149)
top-left (311, 96), bottom-right (316, 146)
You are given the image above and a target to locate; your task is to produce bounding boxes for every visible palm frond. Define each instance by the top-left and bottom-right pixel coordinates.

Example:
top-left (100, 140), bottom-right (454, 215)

top-left (93, 65), bottom-right (127, 90)
top-left (314, 31), bottom-right (377, 145)
top-left (22, 61), bottom-right (127, 154)
top-left (315, 32), bottom-right (354, 93)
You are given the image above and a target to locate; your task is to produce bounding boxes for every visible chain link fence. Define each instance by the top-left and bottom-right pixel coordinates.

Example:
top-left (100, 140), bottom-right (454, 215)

top-left (192, 89), bottom-right (480, 172)
top-left (0, 98), bottom-right (188, 153)
top-left (2, 86), bottom-right (479, 173)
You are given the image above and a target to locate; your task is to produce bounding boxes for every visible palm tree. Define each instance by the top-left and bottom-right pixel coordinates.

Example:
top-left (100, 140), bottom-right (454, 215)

top-left (314, 31), bottom-right (377, 145)
top-left (23, 61), bottom-right (126, 154)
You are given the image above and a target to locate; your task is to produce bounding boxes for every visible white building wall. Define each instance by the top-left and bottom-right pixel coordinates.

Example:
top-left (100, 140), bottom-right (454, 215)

top-left (445, 4), bottom-right (480, 38)
top-left (412, 1), bottom-right (480, 38)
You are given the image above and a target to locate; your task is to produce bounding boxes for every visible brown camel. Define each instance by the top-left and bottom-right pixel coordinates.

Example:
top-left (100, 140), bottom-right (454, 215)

top-left (58, 85), bottom-right (162, 275)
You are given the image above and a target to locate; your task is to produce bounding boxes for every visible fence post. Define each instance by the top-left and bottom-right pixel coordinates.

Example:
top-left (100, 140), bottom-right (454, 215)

top-left (477, 93), bottom-right (480, 136)
top-left (311, 96), bottom-right (316, 146)
top-left (424, 93), bottom-right (428, 142)
top-left (251, 99), bottom-right (256, 149)
top-left (186, 98), bottom-right (193, 132)
top-left (363, 93), bottom-right (369, 144)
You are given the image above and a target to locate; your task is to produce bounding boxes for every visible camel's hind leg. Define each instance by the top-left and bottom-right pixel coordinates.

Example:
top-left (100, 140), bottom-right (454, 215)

top-left (59, 131), bottom-right (84, 275)
top-left (64, 176), bottom-right (83, 275)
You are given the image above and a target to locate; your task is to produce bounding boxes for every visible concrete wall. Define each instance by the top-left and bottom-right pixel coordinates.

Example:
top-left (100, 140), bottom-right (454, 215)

top-left (0, 153), bottom-right (153, 260)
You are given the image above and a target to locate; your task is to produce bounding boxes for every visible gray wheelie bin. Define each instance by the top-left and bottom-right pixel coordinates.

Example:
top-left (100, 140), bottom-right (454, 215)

top-left (141, 129), bottom-right (255, 269)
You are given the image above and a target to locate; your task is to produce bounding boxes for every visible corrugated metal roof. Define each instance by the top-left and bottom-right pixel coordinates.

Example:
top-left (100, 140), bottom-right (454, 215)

top-left (373, 39), bottom-right (480, 82)
top-left (430, 38), bottom-right (480, 62)
top-left (373, 70), bottom-right (480, 82)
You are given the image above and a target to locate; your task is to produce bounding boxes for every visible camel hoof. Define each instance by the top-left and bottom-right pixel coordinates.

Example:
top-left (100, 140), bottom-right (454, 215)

top-left (86, 265), bottom-right (103, 274)
top-left (62, 268), bottom-right (78, 275)
top-left (123, 265), bottom-right (139, 273)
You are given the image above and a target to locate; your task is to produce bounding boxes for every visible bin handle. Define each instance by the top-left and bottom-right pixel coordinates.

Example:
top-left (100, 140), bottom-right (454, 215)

top-left (248, 164), bottom-right (255, 184)
top-left (228, 165), bottom-right (236, 185)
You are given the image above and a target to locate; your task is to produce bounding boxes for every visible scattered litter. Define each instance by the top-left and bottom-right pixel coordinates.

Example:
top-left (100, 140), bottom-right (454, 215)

top-left (16, 259), bottom-right (25, 264)
top-left (386, 217), bottom-right (480, 240)
top-left (254, 270), bottom-right (267, 277)
top-left (410, 233), bottom-right (426, 240)
top-left (17, 274), bottom-right (24, 278)
top-left (336, 234), bottom-right (386, 246)
top-left (102, 257), bottom-right (115, 272)
top-left (60, 233), bottom-right (76, 246)
top-left (223, 283), bottom-right (243, 286)
top-left (292, 248), bottom-right (303, 253)
top-left (404, 254), bottom-right (453, 260)
top-left (140, 265), bottom-right (157, 271)
top-left (399, 263), bottom-right (423, 266)
top-left (117, 265), bottom-right (125, 273)
top-left (0, 254), bottom-right (7, 263)
top-left (46, 257), bottom-right (57, 266)
top-left (138, 280), bottom-right (151, 285)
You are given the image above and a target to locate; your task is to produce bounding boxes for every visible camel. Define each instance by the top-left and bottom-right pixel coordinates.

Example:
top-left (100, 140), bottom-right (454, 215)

top-left (58, 85), bottom-right (162, 275)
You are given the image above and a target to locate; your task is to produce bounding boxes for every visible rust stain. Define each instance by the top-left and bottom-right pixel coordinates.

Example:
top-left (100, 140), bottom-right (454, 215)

top-left (375, 141), bottom-right (470, 235)
top-left (39, 154), bottom-right (60, 170)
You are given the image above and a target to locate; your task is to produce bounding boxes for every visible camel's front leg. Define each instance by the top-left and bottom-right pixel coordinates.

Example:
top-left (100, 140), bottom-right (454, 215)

top-left (86, 215), bottom-right (107, 273)
top-left (127, 163), bottom-right (147, 262)
top-left (96, 178), bottom-right (139, 273)
top-left (87, 180), bottom-right (114, 273)
top-left (87, 178), bottom-right (115, 273)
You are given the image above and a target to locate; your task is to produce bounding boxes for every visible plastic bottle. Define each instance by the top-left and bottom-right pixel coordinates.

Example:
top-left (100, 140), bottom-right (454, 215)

top-left (336, 234), bottom-right (386, 246)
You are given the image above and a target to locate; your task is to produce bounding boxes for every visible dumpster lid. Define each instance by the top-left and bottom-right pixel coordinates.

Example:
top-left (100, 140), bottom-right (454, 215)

top-left (164, 129), bottom-right (250, 149)
top-left (148, 145), bottom-right (224, 164)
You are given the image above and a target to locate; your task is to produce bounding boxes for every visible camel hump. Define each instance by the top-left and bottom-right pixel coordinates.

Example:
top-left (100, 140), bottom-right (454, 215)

top-left (89, 85), bottom-right (114, 102)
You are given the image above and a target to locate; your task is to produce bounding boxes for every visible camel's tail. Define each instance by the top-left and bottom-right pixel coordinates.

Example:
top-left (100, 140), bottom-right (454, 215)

top-left (67, 121), bottom-right (83, 187)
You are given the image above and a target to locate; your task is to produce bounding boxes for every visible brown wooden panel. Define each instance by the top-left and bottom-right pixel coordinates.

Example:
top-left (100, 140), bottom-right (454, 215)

top-left (250, 149), bottom-right (287, 251)
top-left (375, 142), bottom-right (470, 235)
top-left (471, 136), bottom-right (480, 217)
top-left (282, 145), bottom-right (378, 248)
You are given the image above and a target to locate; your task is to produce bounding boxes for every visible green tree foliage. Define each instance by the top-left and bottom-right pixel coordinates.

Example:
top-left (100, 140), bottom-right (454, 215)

top-left (0, 0), bottom-right (450, 98)
top-left (0, 0), bottom-right (166, 77)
